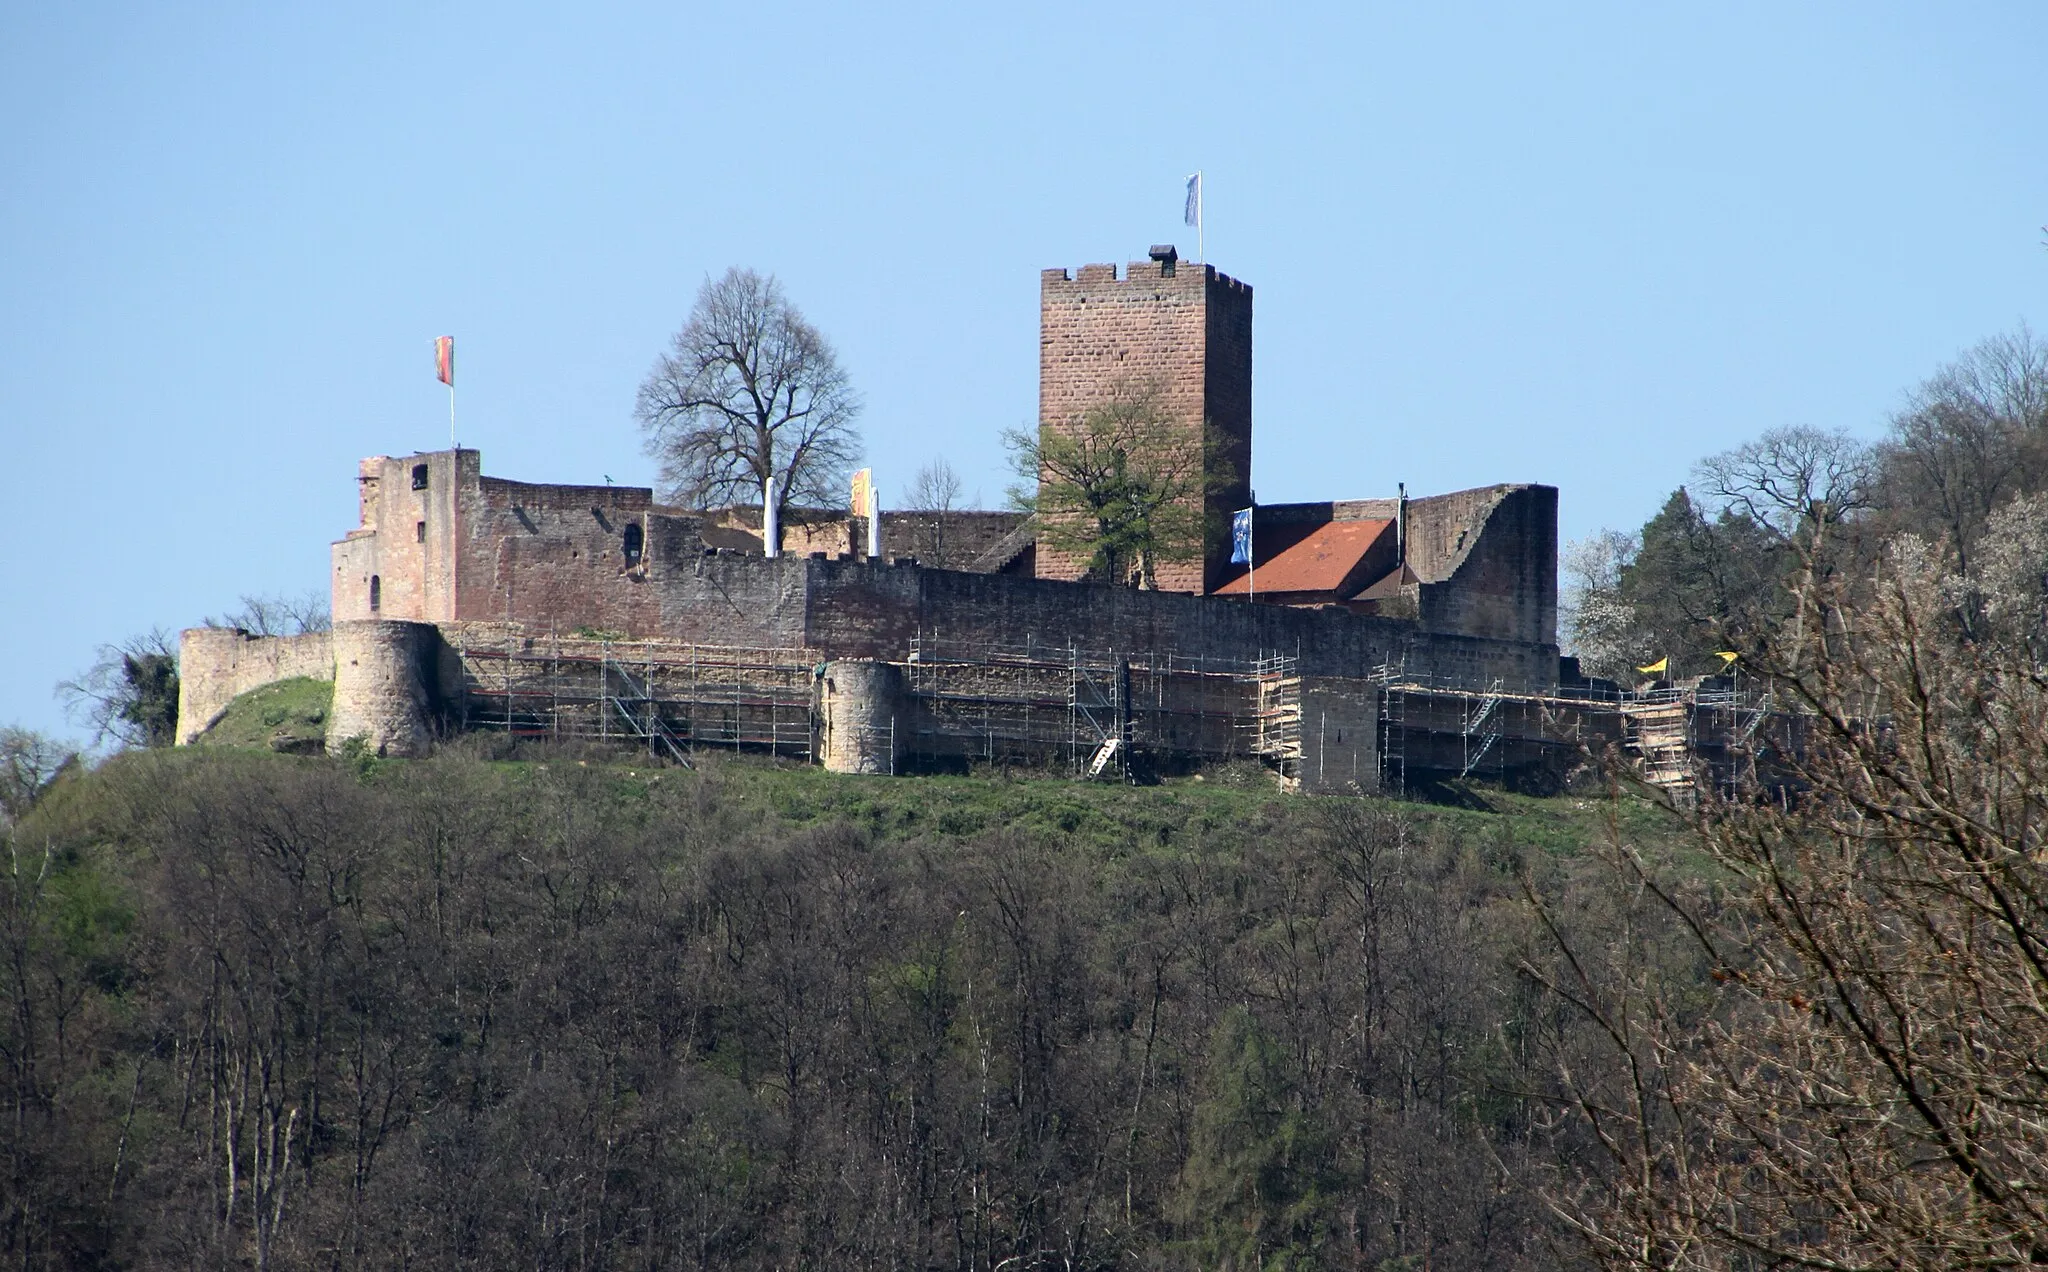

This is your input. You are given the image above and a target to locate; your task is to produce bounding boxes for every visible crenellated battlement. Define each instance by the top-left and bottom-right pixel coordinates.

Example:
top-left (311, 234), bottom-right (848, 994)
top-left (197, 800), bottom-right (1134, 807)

top-left (1040, 258), bottom-right (1250, 295)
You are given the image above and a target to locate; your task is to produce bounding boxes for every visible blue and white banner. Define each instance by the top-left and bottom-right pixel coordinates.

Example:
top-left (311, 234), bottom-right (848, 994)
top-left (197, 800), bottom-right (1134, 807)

top-left (1184, 173), bottom-right (1201, 227)
top-left (1230, 507), bottom-right (1253, 565)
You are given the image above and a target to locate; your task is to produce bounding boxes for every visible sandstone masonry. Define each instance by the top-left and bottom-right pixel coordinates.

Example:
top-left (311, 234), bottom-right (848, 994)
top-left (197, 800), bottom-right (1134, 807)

top-left (1037, 252), bottom-right (1253, 593)
top-left (175, 628), bottom-right (334, 745)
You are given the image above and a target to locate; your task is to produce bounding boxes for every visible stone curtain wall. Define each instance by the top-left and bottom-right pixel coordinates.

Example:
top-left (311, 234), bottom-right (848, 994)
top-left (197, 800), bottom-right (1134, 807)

top-left (1037, 259), bottom-right (1253, 593)
top-left (405, 539), bottom-right (1557, 695)
top-left (314, 450), bottom-right (1560, 780)
top-left (461, 472), bottom-right (663, 632)
top-left (340, 453), bottom-right (1555, 683)
top-left (175, 628), bottom-right (335, 745)
top-left (802, 558), bottom-right (1558, 690)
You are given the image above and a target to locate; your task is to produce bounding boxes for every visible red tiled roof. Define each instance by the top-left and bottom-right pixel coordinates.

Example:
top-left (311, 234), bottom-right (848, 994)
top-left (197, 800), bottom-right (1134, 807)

top-left (1214, 519), bottom-right (1394, 595)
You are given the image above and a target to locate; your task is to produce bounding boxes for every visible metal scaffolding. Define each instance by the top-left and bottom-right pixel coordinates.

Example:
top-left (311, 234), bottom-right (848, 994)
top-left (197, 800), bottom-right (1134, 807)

top-left (904, 633), bottom-right (1264, 775)
top-left (433, 623), bottom-right (1781, 795)
top-left (1245, 655), bottom-right (1303, 790)
top-left (451, 624), bottom-right (819, 761)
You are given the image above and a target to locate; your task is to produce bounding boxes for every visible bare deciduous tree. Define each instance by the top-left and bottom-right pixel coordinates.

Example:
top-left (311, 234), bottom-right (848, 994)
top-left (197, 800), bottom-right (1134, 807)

top-left (635, 267), bottom-right (863, 515)
top-left (204, 590), bottom-right (331, 637)
top-left (0, 729), bottom-right (74, 827)
top-left (905, 458), bottom-right (965, 567)
top-left (1693, 424), bottom-right (1874, 541)
top-left (1533, 519), bottom-right (2048, 1270)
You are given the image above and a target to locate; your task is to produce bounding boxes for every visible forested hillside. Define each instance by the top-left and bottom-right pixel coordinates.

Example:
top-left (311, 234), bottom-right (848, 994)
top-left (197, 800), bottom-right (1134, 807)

top-left (2, 747), bottom-right (1672, 1270)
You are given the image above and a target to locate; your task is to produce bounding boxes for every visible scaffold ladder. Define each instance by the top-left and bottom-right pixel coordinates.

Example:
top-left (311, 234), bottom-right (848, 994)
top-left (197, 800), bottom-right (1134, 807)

top-left (1068, 647), bottom-right (1124, 778)
top-left (1372, 657), bottom-right (1407, 797)
top-left (1740, 689), bottom-right (1774, 746)
top-left (1461, 678), bottom-right (1505, 778)
top-left (602, 658), bottom-right (695, 767)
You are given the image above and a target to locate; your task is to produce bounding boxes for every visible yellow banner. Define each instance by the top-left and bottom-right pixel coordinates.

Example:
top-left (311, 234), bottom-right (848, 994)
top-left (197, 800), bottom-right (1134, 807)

top-left (1636, 656), bottom-right (1668, 675)
top-left (850, 468), bottom-right (873, 518)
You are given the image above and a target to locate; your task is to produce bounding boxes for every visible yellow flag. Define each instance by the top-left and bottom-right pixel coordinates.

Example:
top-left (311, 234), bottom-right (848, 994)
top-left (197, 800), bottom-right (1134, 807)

top-left (1636, 656), bottom-right (1668, 675)
top-left (1715, 651), bottom-right (1740, 667)
top-left (849, 468), bottom-right (873, 518)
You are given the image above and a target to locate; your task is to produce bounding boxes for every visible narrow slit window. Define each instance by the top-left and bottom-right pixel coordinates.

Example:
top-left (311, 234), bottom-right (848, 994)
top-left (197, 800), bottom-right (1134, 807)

top-left (369, 575), bottom-right (381, 612)
top-left (622, 523), bottom-right (644, 567)
top-left (411, 464), bottom-right (429, 490)
top-left (416, 520), bottom-right (426, 543)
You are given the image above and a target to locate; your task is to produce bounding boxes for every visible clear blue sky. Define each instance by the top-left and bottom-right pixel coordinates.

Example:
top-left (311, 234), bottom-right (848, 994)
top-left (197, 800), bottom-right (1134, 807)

top-left (3, 2), bottom-right (2043, 741)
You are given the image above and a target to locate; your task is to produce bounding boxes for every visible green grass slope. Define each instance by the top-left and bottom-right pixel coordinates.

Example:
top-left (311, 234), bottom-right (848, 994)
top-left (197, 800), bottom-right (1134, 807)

top-left (192, 676), bottom-right (332, 752)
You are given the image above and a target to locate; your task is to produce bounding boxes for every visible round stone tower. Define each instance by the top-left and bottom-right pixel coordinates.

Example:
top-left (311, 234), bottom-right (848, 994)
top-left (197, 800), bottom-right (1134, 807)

top-left (327, 620), bottom-right (436, 757)
top-left (819, 660), bottom-right (905, 774)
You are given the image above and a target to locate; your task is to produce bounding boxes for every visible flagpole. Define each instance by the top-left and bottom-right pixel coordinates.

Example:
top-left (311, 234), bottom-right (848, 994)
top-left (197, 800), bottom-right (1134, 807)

top-left (435, 336), bottom-right (457, 449)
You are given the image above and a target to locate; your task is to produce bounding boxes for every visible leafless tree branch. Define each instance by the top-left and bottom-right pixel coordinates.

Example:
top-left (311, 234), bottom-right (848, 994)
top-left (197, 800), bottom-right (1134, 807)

top-left (635, 267), bottom-right (863, 514)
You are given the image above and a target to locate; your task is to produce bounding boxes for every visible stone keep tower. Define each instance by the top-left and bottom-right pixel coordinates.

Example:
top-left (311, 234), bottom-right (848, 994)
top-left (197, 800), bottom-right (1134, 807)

top-left (1038, 247), bottom-right (1252, 594)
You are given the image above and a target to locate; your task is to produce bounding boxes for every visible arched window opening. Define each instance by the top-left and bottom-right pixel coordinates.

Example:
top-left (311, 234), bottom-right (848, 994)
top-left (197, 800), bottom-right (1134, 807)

top-left (369, 575), bottom-right (381, 612)
top-left (622, 523), bottom-right (644, 567)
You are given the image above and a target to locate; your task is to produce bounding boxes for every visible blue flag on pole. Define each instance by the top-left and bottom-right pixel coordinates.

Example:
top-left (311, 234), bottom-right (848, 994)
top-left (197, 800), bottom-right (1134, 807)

top-left (1230, 507), bottom-right (1253, 565)
top-left (1184, 173), bottom-right (1201, 227)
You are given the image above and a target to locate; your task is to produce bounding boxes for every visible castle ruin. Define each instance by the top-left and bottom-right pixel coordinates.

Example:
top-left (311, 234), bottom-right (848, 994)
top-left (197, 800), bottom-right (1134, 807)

top-left (177, 250), bottom-right (1623, 794)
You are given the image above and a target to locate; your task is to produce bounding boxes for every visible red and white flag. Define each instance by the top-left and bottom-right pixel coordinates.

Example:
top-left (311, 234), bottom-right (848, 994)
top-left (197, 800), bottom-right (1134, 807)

top-left (434, 336), bottom-right (454, 387)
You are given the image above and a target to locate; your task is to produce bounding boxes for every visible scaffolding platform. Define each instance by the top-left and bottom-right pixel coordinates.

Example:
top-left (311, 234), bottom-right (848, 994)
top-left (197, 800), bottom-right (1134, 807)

top-left (450, 624), bottom-right (819, 761)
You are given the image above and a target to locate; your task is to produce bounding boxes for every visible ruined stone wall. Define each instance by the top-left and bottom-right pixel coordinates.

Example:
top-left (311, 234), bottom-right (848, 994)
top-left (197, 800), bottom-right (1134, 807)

top-left (705, 507), bottom-right (855, 557)
top-left (326, 451), bottom-right (1559, 737)
top-left (1409, 485), bottom-right (1557, 648)
top-left (1201, 266), bottom-right (1254, 587)
top-left (882, 510), bottom-right (1030, 569)
top-left (1038, 258), bottom-right (1252, 593)
top-left (457, 471), bottom-right (665, 632)
top-left (1254, 486), bottom-right (1559, 648)
top-left (336, 451), bottom-right (694, 635)
top-left (331, 452), bottom-right (827, 647)
top-left (175, 628), bottom-right (335, 745)
top-left (333, 450), bottom-right (483, 624)
top-left (701, 507), bottom-right (1029, 569)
